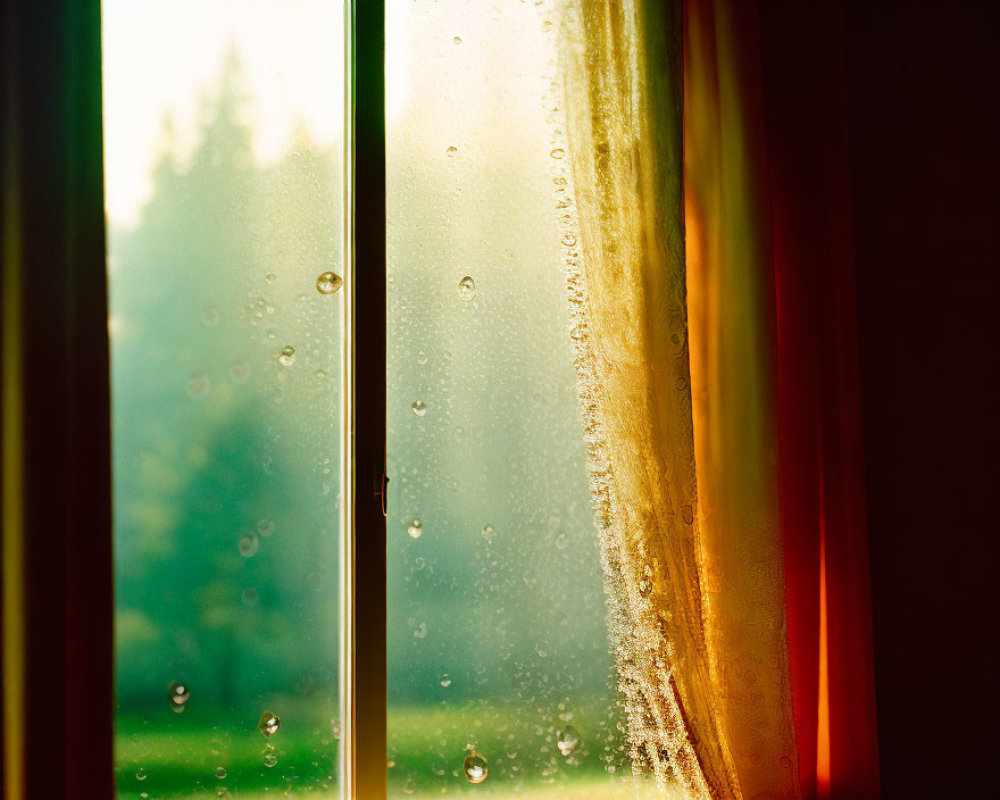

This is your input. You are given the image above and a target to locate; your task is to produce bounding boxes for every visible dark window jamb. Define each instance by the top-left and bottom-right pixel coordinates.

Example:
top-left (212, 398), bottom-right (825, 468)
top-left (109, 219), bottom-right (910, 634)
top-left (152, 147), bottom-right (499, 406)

top-left (1, 0), bottom-right (113, 797)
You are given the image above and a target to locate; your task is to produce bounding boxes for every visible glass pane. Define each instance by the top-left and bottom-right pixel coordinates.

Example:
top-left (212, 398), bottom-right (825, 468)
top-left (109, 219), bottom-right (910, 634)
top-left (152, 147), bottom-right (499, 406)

top-left (103, 2), bottom-right (346, 797)
top-left (386, 2), bottom-right (651, 796)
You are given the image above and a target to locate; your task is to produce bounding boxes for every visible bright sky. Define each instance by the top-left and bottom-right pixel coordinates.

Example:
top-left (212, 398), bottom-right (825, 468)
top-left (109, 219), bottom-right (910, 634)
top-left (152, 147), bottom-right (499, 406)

top-left (102, 0), bottom-right (345, 228)
top-left (385, 0), bottom-right (413, 130)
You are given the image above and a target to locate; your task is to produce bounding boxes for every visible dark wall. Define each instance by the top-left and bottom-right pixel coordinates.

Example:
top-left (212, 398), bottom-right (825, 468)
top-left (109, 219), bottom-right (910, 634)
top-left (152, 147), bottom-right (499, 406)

top-left (846, 1), bottom-right (1000, 796)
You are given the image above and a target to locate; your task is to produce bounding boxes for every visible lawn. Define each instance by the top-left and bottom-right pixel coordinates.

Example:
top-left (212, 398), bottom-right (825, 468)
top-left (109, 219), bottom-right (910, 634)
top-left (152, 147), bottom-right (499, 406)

top-left (116, 696), bottom-right (678, 798)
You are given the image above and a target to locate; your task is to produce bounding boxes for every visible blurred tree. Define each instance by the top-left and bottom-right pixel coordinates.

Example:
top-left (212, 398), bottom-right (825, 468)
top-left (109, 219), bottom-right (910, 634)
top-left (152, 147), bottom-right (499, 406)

top-left (112, 49), bottom-right (341, 710)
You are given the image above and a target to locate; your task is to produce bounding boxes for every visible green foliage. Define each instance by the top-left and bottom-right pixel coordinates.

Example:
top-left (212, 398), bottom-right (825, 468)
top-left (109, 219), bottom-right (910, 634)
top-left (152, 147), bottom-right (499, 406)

top-left (113, 45), bottom-right (630, 797)
top-left (112, 50), bottom-right (342, 712)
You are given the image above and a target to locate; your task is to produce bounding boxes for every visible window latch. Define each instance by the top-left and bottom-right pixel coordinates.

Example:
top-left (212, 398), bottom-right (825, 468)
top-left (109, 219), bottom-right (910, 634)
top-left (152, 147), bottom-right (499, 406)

top-left (376, 469), bottom-right (389, 518)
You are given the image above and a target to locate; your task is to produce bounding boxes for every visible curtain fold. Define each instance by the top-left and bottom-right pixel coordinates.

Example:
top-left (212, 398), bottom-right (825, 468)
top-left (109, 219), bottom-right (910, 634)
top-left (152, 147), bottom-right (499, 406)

top-left (683, 0), bottom-right (803, 797)
top-left (560, 0), bottom-right (797, 797)
top-left (559, 0), bottom-right (726, 794)
top-left (559, 1), bottom-right (878, 798)
top-left (757, 2), bottom-right (882, 797)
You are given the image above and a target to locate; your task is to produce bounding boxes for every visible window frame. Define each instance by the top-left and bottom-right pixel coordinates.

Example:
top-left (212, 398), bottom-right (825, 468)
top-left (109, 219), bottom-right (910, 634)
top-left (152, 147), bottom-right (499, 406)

top-left (3, 0), bottom-right (113, 797)
top-left (350, 0), bottom-right (388, 797)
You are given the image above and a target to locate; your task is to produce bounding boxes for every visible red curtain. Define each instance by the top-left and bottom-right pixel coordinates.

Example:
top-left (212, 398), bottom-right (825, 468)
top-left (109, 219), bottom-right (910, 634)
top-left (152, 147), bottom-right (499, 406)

top-left (760, 2), bottom-right (881, 798)
top-left (685, 1), bottom-right (881, 797)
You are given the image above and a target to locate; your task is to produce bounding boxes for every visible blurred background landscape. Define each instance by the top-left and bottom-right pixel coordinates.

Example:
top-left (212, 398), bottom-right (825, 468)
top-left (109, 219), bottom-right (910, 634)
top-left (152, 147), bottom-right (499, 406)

top-left (108, 0), bottom-right (645, 797)
top-left (110, 44), bottom-right (345, 797)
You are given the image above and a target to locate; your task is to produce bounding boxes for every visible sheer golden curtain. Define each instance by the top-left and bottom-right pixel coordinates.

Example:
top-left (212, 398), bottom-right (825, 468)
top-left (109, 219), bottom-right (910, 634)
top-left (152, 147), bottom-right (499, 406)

top-left (560, 1), bottom-right (799, 797)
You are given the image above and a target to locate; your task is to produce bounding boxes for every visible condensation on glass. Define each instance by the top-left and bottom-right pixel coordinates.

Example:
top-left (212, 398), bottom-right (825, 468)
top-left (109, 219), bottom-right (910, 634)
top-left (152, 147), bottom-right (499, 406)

top-left (104, 2), bottom-right (346, 796)
top-left (386, 1), bottom-right (654, 797)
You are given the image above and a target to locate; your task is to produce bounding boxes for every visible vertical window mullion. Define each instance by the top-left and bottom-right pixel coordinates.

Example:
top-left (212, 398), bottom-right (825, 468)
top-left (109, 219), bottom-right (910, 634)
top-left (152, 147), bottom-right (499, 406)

top-left (350, 0), bottom-right (388, 798)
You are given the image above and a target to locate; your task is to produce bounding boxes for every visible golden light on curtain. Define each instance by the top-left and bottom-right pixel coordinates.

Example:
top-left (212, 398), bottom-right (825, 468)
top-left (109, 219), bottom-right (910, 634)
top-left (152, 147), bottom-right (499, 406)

top-left (558, 0), bottom-right (799, 797)
top-left (683, 0), bottom-right (802, 796)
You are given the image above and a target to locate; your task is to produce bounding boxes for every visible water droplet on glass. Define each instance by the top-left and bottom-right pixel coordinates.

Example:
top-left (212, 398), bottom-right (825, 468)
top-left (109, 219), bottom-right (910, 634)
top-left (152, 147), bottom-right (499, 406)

top-left (446, 146), bottom-right (458, 157)
top-left (453, 36), bottom-right (462, 45)
top-left (136, 767), bottom-right (148, 781)
top-left (278, 345), bottom-right (296, 366)
top-left (229, 361), bottom-right (250, 384)
top-left (416, 351), bottom-right (427, 365)
top-left (167, 681), bottom-right (189, 711)
top-left (140, 793), bottom-right (149, 800)
top-left (463, 751), bottom-right (488, 784)
top-left (407, 519), bottom-right (423, 539)
top-left (681, 505), bottom-right (694, 525)
top-left (258, 711), bottom-right (281, 736)
top-left (217, 789), bottom-right (229, 799)
top-left (413, 621), bottom-right (427, 639)
top-left (238, 533), bottom-right (259, 558)
top-left (482, 524), bottom-right (494, 541)
top-left (187, 372), bottom-right (210, 399)
top-left (332, 723), bottom-right (342, 740)
top-left (215, 767), bottom-right (227, 779)
top-left (265, 272), bottom-right (278, 284)
top-left (263, 748), bottom-right (278, 768)
top-left (440, 674), bottom-right (452, 688)
top-left (561, 233), bottom-right (577, 247)
top-left (457, 275), bottom-right (477, 302)
top-left (557, 726), bottom-right (581, 756)
top-left (639, 578), bottom-right (653, 597)
top-left (555, 533), bottom-right (569, 550)
top-left (257, 519), bottom-right (275, 537)
top-left (550, 148), bottom-right (565, 159)
top-left (307, 571), bottom-right (325, 591)
top-left (316, 271), bottom-right (343, 295)
top-left (411, 400), bottom-right (427, 417)
top-left (542, 19), bottom-right (552, 32)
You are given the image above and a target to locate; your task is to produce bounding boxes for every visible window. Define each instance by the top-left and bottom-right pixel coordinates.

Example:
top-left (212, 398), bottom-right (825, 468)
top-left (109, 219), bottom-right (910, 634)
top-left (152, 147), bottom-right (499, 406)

top-left (102, 1), bottom-right (647, 796)
top-left (103, 1), bottom-right (661, 795)
top-left (103, 0), bottom-right (672, 798)
top-left (104, 1), bottom-right (348, 796)
top-left (384, 1), bottom-right (650, 797)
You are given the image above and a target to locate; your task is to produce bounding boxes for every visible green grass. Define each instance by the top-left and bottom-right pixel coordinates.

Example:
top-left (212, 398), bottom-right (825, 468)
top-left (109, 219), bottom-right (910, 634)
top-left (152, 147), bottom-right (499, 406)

top-left (116, 696), bottom-right (339, 797)
top-left (386, 696), bottom-right (623, 795)
top-left (116, 697), bottom-right (674, 798)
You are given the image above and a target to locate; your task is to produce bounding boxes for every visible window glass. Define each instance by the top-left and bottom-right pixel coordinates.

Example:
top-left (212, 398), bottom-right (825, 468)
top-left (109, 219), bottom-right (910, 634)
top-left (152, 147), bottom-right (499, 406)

top-left (386, 1), bottom-right (650, 796)
top-left (103, 2), bottom-right (346, 796)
